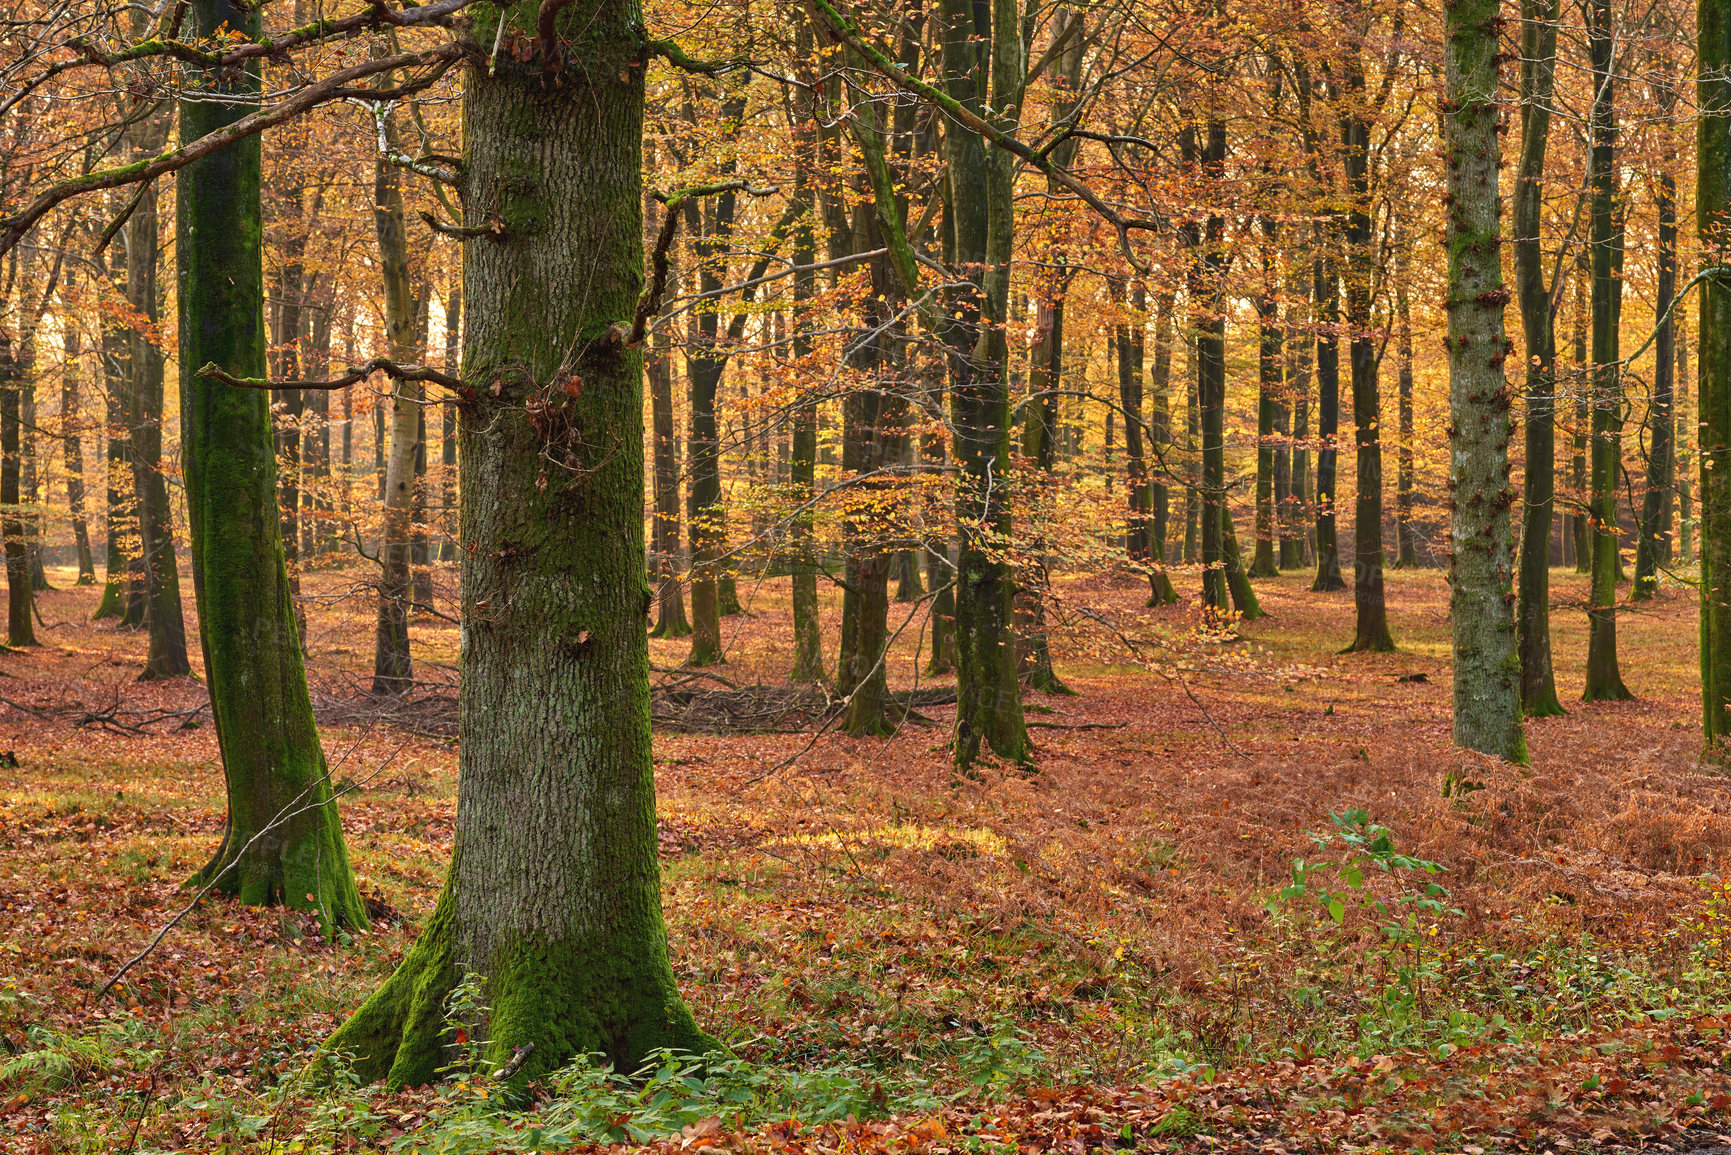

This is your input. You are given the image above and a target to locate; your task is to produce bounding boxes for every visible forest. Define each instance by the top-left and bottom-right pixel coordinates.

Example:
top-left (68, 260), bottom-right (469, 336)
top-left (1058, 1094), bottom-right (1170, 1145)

top-left (3, 0), bottom-right (1731, 1150)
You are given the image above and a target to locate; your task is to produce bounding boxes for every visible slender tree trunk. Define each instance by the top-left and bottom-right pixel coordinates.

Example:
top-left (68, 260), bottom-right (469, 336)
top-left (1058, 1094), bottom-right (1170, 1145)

top-left (1700, 0), bottom-right (1731, 739)
top-left (787, 163), bottom-right (824, 680)
top-left (179, 0), bottom-right (364, 928)
top-left (647, 332), bottom-right (691, 638)
top-left (329, 0), bottom-right (711, 1082)
top-left (1312, 251), bottom-right (1345, 591)
top-left (1125, 283), bottom-right (1176, 604)
top-left (1513, 0), bottom-right (1565, 717)
top-left (371, 109), bottom-right (419, 696)
top-left (1445, 0), bottom-right (1526, 758)
top-left (1147, 287), bottom-right (1179, 588)
top-left (1679, 305), bottom-right (1695, 565)
top-left (1342, 58), bottom-right (1394, 652)
top-left (1016, 267), bottom-right (1070, 694)
top-left (1251, 231), bottom-right (1281, 578)
top-left (1570, 254), bottom-right (1591, 572)
top-left (1583, 0), bottom-right (1631, 701)
top-left (127, 171), bottom-right (191, 678)
top-left (439, 286), bottom-right (460, 564)
top-left (0, 338), bottom-right (30, 645)
top-left (1394, 252), bottom-right (1418, 568)
top-left (1287, 273), bottom-right (1313, 568)
top-left (1634, 110), bottom-right (1679, 599)
top-left (61, 313), bottom-right (95, 584)
top-left (93, 235), bottom-right (140, 623)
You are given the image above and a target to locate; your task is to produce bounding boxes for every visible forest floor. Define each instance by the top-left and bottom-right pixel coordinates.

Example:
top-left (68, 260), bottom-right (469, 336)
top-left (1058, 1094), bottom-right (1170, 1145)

top-left (3, 560), bottom-right (1731, 1153)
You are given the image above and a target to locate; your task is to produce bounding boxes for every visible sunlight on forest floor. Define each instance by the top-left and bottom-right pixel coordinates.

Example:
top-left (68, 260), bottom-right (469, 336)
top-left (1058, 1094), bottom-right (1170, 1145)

top-left (3, 563), bottom-right (1731, 1152)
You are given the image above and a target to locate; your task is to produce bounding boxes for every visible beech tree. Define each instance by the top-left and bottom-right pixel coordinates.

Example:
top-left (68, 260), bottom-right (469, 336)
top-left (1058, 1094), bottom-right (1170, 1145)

top-left (1443, 0), bottom-right (1525, 760)
top-left (1702, 0), bottom-right (1731, 740)
top-left (328, 0), bottom-right (712, 1082)
top-left (179, 0), bottom-right (366, 926)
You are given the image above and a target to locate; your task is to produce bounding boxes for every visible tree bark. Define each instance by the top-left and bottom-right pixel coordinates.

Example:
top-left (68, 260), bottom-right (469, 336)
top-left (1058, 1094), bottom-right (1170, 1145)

top-left (127, 164), bottom-right (192, 678)
top-left (1700, 0), bottom-right (1731, 738)
top-left (328, 0), bottom-right (712, 1081)
top-left (1251, 226), bottom-right (1281, 578)
top-left (1633, 85), bottom-right (1679, 600)
top-left (1511, 0), bottom-right (1566, 718)
top-left (61, 309), bottom-right (96, 584)
top-left (1444, 0), bottom-right (1526, 759)
top-left (179, 0), bottom-right (365, 928)
top-left (1583, 0), bottom-right (1632, 702)
top-left (0, 336), bottom-right (30, 646)
top-left (371, 104), bottom-right (419, 696)
top-left (1311, 250), bottom-right (1345, 591)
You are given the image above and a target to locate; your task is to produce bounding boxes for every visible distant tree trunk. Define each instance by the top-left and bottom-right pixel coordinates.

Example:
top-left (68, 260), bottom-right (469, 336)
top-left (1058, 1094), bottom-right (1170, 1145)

top-left (371, 103), bottom-right (419, 696)
top-left (1187, 121), bottom-right (1230, 615)
top-left (1222, 502), bottom-right (1263, 619)
top-left (1583, 0), bottom-right (1632, 702)
top-left (1570, 253), bottom-right (1590, 572)
top-left (1342, 51), bottom-right (1395, 653)
top-left (1286, 270), bottom-right (1313, 568)
top-left (93, 224), bottom-right (140, 624)
top-left (1146, 286), bottom-right (1179, 589)
top-left (410, 281), bottom-right (433, 612)
top-left (439, 284), bottom-right (459, 563)
top-left (272, 194), bottom-right (306, 636)
top-left (1634, 89), bottom-right (1679, 600)
top-left (1679, 305), bottom-right (1694, 565)
top-left (685, 186), bottom-right (735, 667)
top-left (1125, 282), bottom-right (1177, 604)
top-left (787, 166), bottom-right (823, 681)
top-left (61, 314), bottom-right (96, 584)
top-left (1700, 0), bottom-right (1731, 739)
top-left (1513, 0), bottom-right (1565, 718)
top-left (303, 289), bottom-right (334, 561)
top-left (1251, 226), bottom-right (1281, 578)
top-left (1445, 0), bottom-right (1527, 759)
top-left (1183, 326), bottom-right (1199, 563)
top-left (647, 333), bottom-right (690, 639)
top-left (1312, 250), bottom-right (1345, 591)
top-left (1016, 265), bottom-right (1070, 694)
top-left (179, 0), bottom-right (364, 928)
top-left (127, 170), bottom-right (191, 678)
top-left (1394, 245), bottom-right (1419, 569)
top-left (0, 337), bottom-right (30, 645)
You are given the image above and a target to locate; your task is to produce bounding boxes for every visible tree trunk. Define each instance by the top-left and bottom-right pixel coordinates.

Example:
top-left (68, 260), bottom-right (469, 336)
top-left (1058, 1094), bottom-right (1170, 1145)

top-left (1342, 55), bottom-right (1394, 652)
top-left (1015, 270), bottom-right (1069, 694)
top-left (1583, 0), bottom-right (1631, 702)
top-left (1146, 286), bottom-right (1179, 593)
top-left (1312, 251), bottom-right (1345, 591)
top-left (1394, 247), bottom-right (1419, 569)
top-left (1700, 0), bottom-right (1731, 738)
top-left (93, 235), bottom-right (140, 624)
top-left (787, 170), bottom-right (824, 680)
top-left (1286, 271), bottom-right (1313, 569)
top-left (647, 333), bottom-right (691, 639)
top-left (1444, 0), bottom-right (1526, 759)
top-left (439, 284), bottom-right (460, 564)
top-left (127, 169), bottom-right (192, 678)
top-left (1570, 254), bottom-right (1590, 572)
top-left (61, 312), bottom-right (96, 584)
top-left (1512, 0), bottom-right (1565, 717)
top-left (1634, 99), bottom-right (1679, 599)
top-left (371, 111), bottom-right (419, 696)
top-left (329, 1), bottom-right (714, 1081)
top-left (1125, 282), bottom-right (1176, 604)
top-left (1679, 305), bottom-right (1694, 565)
top-left (179, 0), bottom-right (364, 928)
top-left (0, 337), bottom-right (30, 646)
top-left (1251, 226), bottom-right (1281, 578)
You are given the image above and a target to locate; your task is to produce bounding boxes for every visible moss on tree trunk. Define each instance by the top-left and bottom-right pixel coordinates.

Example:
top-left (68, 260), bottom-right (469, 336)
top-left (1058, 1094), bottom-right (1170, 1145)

top-left (329, 0), bottom-right (711, 1084)
top-left (178, 0), bottom-right (365, 928)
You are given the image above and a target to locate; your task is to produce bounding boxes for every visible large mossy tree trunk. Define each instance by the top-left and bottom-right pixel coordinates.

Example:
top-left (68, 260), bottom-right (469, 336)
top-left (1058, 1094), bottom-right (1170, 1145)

top-left (1444, 0), bottom-right (1526, 760)
top-left (1583, 0), bottom-right (1632, 702)
top-left (1513, 0), bottom-right (1565, 718)
top-left (328, 0), bottom-right (710, 1083)
top-left (126, 167), bottom-right (192, 679)
top-left (1700, 0), bottom-right (1731, 740)
top-left (179, 0), bottom-right (364, 929)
